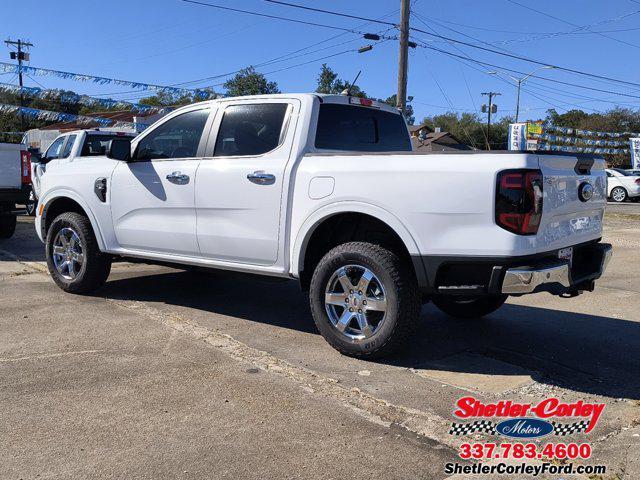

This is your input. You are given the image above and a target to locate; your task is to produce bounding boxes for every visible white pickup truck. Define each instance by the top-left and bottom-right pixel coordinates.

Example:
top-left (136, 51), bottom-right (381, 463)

top-left (35, 94), bottom-right (612, 358)
top-left (0, 142), bottom-right (31, 238)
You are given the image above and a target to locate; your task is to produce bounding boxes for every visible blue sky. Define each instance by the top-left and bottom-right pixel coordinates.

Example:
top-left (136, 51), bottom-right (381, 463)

top-left (2, 0), bottom-right (640, 122)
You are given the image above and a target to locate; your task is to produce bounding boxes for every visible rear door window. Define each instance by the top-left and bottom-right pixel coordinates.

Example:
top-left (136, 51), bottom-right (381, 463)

top-left (315, 104), bottom-right (411, 152)
top-left (213, 103), bottom-right (289, 157)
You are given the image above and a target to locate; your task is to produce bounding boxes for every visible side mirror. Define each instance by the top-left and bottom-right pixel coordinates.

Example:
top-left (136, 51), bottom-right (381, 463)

top-left (30, 152), bottom-right (43, 164)
top-left (105, 138), bottom-right (132, 161)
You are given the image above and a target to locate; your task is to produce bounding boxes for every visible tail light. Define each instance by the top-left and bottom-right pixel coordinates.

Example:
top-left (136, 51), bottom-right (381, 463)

top-left (20, 150), bottom-right (31, 185)
top-left (635, 178), bottom-right (640, 185)
top-left (496, 169), bottom-right (543, 235)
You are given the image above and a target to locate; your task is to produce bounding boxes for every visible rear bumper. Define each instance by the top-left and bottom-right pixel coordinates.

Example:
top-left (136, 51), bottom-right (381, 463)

top-left (0, 185), bottom-right (30, 204)
top-left (417, 240), bottom-right (612, 297)
top-left (501, 243), bottom-right (612, 294)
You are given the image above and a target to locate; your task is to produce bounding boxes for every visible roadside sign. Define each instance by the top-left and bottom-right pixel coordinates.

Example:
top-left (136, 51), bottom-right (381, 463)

top-left (508, 123), bottom-right (527, 150)
top-left (630, 138), bottom-right (640, 169)
top-left (527, 123), bottom-right (543, 135)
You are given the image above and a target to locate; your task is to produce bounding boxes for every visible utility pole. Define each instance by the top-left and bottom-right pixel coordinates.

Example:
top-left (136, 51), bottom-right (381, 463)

top-left (482, 92), bottom-right (501, 150)
top-left (4, 38), bottom-right (34, 131)
top-left (396, 0), bottom-right (410, 116)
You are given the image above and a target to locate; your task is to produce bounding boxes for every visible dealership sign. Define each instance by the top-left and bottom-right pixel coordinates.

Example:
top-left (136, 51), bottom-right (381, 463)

top-left (508, 122), bottom-right (527, 151)
top-left (631, 138), bottom-right (640, 169)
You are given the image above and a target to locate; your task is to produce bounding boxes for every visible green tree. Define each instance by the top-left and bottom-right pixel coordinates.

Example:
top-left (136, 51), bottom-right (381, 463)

top-left (223, 66), bottom-right (280, 97)
top-left (314, 64), bottom-right (366, 98)
top-left (383, 94), bottom-right (415, 125)
top-left (420, 111), bottom-right (512, 150)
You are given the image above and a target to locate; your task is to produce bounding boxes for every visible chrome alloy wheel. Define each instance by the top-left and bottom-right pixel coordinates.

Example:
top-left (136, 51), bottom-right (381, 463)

top-left (611, 187), bottom-right (626, 202)
top-left (324, 265), bottom-right (388, 342)
top-left (52, 227), bottom-right (85, 280)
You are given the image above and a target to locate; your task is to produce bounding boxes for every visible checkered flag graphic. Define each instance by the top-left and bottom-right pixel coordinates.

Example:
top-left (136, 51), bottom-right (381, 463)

top-left (551, 420), bottom-right (590, 436)
top-left (449, 420), bottom-right (496, 436)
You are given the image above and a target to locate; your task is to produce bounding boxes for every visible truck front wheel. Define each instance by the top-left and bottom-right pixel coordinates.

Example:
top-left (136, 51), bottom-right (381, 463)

top-left (432, 294), bottom-right (508, 319)
top-left (45, 212), bottom-right (111, 294)
top-left (309, 242), bottom-right (420, 358)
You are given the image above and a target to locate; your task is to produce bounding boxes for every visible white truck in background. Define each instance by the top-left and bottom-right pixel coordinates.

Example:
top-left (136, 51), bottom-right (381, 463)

top-left (0, 142), bottom-right (31, 238)
top-left (35, 94), bottom-right (612, 358)
top-left (26, 130), bottom-right (137, 216)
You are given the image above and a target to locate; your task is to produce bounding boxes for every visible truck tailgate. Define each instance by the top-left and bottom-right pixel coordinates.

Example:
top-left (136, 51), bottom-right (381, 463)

top-left (0, 143), bottom-right (21, 189)
top-left (536, 154), bottom-right (606, 250)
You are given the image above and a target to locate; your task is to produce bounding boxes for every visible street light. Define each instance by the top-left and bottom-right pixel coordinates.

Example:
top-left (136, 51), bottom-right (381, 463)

top-left (489, 66), bottom-right (555, 123)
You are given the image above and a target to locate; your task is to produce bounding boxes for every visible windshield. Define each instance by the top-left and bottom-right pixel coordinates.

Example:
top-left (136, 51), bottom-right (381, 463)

top-left (315, 103), bottom-right (411, 152)
top-left (612, 168), bottom-right (636, 176)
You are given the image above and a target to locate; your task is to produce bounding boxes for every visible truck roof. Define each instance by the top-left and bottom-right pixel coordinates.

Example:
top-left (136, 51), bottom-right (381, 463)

top-left (59, 129), bottom-right (137, 137)
top-left (193, 93), bottom-right (402, 115)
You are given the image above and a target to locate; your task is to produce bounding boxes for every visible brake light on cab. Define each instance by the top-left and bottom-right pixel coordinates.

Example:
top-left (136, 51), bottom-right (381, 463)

top-left (348, 97), bottom-right (379, 108)
top-left (20, 150), bottom-right (31, 185)
top-left (495, 169), bottom-right (543, 235)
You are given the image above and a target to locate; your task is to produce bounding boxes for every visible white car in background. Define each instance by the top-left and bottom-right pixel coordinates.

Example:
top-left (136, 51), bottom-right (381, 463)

top-left (606, 168), bottom-right (640, 202)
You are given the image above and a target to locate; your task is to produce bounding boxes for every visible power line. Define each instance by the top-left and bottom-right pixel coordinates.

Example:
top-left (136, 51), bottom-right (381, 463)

top-left (504, 0), bottom-right (640, 50)
top-left (183, 0), bottom-right (640, 93)
top-left (179, 0), bottom-right (380, 34)
top-left (410, 38), bottom-right (640, 100)
top-left (409, 26), bottom-right (640, 88)
top-left (261, 0), bottom-right (396, 27)
top-left (419, 50), bottom-right (479, 149)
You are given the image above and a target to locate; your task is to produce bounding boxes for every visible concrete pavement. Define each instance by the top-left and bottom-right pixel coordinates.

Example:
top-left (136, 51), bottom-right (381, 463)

top-left (1, 213), bottom-right (639, 479)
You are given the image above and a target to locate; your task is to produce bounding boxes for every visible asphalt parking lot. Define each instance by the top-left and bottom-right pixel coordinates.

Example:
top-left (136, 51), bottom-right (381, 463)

top-left (1, 211), bottom-right (639, 479)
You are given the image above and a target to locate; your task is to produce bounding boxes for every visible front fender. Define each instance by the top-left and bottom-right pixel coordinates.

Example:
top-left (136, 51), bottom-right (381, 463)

top-left (291, 201), bottom-right (423, 280)
top-left (38, 188), bottom-right (106, 250)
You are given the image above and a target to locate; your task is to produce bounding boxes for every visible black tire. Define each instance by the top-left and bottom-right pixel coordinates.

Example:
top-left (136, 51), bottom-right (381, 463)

top-left (45, 212), bottom-right (111, 294)
top-left (0, 214), bottom-right (17, 239)
top-left (432, 294), bottom-right (508, 319)
top-left (25, 188), bottom-right (37, 216)
top-left (610, 186), bottom-right (628, 203)
top-left (309, 242), bottom-right (420, 359)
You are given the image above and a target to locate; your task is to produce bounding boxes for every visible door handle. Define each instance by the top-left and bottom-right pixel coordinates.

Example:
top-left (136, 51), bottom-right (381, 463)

top-left (166, 171), bottom-right (189, 183)
top-left (247, 171), bottom-right (276, 185)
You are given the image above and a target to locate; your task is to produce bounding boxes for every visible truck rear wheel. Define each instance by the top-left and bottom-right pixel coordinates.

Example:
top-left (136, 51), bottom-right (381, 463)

top-left (432, 294), bottom-right (508, 319)
top-left (309, 242), bottom-right (420, 359)
top-left (46, 212), bottom-right (111, 294)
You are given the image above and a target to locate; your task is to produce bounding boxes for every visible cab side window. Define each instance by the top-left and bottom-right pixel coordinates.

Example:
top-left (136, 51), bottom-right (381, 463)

top-left (214, 104), bottom-right (288, 157)
top-left (60, 135), bottom-right (77, 159)
top-left (44, 137), bottom-right (66, 160)
top-left (135, 109), bottom-right (210, 161)
top-left (81, 135), bottom-right (127, 157)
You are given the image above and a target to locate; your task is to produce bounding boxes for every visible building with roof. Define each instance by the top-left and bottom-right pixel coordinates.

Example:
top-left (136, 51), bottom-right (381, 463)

top-left (409, 123), bottom-right (472, 152)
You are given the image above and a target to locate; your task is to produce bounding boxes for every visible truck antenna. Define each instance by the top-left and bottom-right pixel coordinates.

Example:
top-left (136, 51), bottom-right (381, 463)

top-left (343, 70), bottom-right (362, 96)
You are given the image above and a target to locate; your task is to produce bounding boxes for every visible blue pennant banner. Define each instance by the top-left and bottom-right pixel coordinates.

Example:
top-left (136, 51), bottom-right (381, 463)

top-left (543, 123), bottom-right (640, 138)
top-left (536, 142), bottom-right (630, 155)
top-left (0, 83), bottom-right (172, 114)
top-left (0, 62), bottom-right (215, 100)
top-left (0, 104), bottom-right (150, 131)
top-left (530, 133), bottom-right (629, 148)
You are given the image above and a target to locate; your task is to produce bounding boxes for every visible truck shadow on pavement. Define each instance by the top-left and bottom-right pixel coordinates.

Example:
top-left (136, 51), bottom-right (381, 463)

top-left (99, 267), bottom-right (640, 401)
